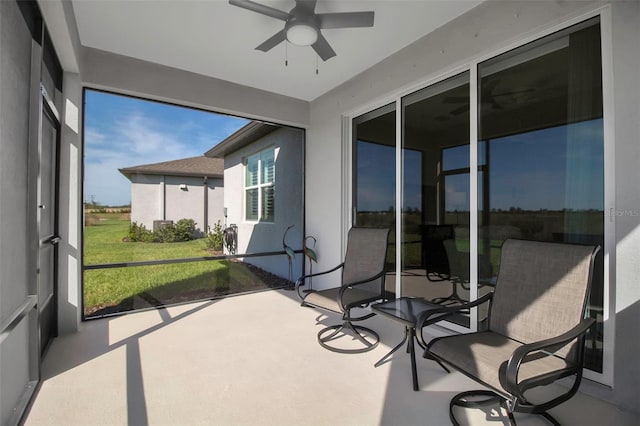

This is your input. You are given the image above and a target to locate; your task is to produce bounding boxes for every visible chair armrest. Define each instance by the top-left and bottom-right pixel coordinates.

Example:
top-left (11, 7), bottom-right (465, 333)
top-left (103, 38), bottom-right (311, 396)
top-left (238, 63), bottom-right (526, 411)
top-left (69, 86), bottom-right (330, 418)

top-left (295, 263), bottom-right (344, 299)
top-left (503, 317), bottom-right (596, 396)
top-left (416, 292), bottom-right (494, 348)
top-left (337, 269), bottom-right (388, 310)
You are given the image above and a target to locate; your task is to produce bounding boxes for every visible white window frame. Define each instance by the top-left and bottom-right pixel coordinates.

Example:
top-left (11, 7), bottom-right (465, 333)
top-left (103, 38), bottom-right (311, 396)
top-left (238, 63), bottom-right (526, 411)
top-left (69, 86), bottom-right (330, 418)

top-left (244, 147), bottom-right (275, 222)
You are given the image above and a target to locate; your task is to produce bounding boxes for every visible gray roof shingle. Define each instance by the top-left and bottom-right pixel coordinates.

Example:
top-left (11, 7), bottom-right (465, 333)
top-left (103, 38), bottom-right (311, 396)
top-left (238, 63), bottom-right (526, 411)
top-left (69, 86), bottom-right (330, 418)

top-left (119, 156), bottom-right (224, 179)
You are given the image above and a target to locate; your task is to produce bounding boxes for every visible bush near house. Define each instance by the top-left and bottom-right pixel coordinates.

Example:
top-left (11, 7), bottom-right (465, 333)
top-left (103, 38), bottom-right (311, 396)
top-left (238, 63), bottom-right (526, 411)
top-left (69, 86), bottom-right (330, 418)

top-left (126, 218), bottom-right (196, 243)
top-left (205, 221), bottom-right (225, 252)
top-left (127, 221), bottom-right (156, 242)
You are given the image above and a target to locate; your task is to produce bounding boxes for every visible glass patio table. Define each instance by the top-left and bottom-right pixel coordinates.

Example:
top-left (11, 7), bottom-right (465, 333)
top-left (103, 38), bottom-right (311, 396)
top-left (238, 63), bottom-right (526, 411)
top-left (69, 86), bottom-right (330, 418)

top-left (372, 297), bottom-right (457, 391)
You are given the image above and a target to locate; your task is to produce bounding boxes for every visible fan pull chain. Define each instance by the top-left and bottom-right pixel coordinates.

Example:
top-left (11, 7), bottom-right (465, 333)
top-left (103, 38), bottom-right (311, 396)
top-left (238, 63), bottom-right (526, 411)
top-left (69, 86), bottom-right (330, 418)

top-left (285, 42), bottom-right (288, 67)
top-left (315, 55), bottom-right (319, 75)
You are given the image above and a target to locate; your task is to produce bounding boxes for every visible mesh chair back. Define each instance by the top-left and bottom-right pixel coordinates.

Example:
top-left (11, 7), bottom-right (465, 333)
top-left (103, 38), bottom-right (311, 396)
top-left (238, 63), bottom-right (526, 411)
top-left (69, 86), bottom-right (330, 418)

top-left (444, 239), bottom-right (470, 282)
top-left (342, 228), bottom-right (390, 292)
top-left (490, 239), bottom-right (597, 360)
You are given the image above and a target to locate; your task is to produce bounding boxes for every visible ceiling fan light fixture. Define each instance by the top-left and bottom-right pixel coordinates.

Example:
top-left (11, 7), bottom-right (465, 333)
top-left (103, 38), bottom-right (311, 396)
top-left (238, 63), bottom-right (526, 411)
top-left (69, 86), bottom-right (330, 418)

top-left (286, 24), bottom-right (318, 46)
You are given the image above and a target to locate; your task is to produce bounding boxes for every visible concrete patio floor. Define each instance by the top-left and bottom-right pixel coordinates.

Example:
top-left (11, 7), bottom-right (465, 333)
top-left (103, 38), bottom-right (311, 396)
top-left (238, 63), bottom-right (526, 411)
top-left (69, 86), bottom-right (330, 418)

top-left (24, 289), bottom-right (638, 425)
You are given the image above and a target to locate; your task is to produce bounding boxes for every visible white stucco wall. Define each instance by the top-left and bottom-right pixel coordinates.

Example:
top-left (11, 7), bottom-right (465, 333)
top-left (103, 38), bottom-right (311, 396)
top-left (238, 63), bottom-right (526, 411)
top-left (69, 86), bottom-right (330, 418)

top-left (164, 176), bottom-right (205, 231)
top-left (608, 0), bottom-right (640, 413)
top-left (130, 174), bottom-right (224, 236)
top-left (305, 0), bottom-right (639, 413)
top-left (207, 178), bottom-right (225, 231)
top-left (58, 72), bottom-right (82, 335)
top-left (129, 174), bottom-right (163, 230)
top-left (224, 127), bottom-right (305, 280)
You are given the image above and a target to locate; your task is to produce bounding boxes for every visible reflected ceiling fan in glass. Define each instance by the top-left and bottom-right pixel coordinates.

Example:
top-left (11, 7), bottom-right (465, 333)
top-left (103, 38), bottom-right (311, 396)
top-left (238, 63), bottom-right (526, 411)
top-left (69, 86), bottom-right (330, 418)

top-left (442, 80), bottom-right (537, 118)
top-left (229, 0), bottom-right (375, 61)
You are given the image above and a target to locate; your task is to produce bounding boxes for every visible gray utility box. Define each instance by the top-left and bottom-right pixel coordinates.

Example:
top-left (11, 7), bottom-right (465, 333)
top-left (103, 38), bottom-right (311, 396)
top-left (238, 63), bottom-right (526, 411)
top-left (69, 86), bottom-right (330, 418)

top-left (153, 220), bottom-right (173, 232)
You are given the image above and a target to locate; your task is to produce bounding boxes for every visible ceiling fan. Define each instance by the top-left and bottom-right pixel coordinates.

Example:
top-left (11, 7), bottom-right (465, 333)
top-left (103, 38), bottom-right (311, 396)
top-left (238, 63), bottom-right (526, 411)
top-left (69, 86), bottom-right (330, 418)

top-left (229, 0), bottom-right (375, 61)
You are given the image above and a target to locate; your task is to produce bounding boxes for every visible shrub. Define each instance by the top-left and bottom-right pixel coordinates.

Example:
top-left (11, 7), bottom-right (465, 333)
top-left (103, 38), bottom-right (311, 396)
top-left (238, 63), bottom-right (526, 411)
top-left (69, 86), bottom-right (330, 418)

top-left (126, 219), bottom-right (196, 243)
top-left (205, 221), bottom-right (225, 251)
top-left (173, 218), bottom-right (196, 242)
top-left (127, 221), bottom-right (155, 242)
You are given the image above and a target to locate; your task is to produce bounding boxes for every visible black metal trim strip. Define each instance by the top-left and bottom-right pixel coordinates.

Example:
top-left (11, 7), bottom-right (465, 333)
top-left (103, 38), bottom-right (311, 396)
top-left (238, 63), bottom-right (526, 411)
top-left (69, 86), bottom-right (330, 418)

top-left (83, 249), bottom-right (303, 270)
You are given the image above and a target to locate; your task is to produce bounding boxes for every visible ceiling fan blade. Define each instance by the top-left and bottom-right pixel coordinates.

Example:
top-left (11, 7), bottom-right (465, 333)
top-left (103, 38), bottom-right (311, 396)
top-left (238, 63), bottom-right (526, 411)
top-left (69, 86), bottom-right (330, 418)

top-left (294, 0), bottom-right (317, 14)
top-left (255, 29), bottom-right (286, 52)
top-left (312, 33), bottom-right (336, 61)
top-left (317, 11), bottom-right (374, 29)
top-left (229, 0), bottom-right (290, 21)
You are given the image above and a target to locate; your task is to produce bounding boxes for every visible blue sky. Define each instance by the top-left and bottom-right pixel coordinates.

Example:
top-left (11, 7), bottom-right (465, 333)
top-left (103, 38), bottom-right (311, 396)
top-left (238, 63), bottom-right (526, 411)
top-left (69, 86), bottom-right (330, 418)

top-left (84, 90), bottom-right (248, 206)
top-left (357, 119), bottom-right (603, 213)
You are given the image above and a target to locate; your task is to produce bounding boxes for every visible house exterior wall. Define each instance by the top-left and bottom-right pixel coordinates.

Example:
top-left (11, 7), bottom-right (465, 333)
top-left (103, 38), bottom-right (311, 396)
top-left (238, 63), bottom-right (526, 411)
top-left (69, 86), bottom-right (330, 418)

top-left (306, 0), bottom-right (639, 413)
top-left (130, 174), bottom-right (224, 236)
top-left (609, 0), bottom-right (640, 413)
top-left (224, 127), bottom-right (305, 280)
top-left (206, 178), bottom-right (225, 231)
top-left (164, 176), bottom-right (203, 230)
top-left (129, 174), bottom-right (163, 230)
top-left (164, 175), bottom-right (224, 236)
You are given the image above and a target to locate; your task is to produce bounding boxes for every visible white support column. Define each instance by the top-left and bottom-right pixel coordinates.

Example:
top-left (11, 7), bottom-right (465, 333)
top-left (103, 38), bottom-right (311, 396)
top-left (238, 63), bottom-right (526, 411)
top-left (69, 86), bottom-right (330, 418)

top-left (57, 72), bottom-right (82, 333)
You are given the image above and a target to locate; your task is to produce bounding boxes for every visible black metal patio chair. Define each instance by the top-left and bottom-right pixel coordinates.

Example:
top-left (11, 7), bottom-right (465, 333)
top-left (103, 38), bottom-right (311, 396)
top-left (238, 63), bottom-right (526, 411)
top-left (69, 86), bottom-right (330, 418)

top-left (295, 227), bottom-right (390, 353)
top-left (417, 239), bottom-right (599, 425)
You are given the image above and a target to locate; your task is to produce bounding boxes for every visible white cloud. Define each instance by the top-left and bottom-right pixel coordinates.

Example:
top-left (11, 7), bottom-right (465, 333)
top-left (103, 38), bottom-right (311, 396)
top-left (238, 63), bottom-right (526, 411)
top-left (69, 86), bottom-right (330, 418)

top-left (84, 95), bottom-right (249, 206)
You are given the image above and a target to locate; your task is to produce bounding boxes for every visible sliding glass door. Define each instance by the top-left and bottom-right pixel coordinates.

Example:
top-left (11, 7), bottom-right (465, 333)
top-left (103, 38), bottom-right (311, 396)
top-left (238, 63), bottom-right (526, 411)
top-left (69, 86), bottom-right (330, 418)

top-left (353, 104), bottom-right (396, 288)
top-left (401, 73), bottom-right (471, 327)
top-left (477, 18), bottom-right (604, 371)
top-left (352, 16), bottom-right (606, 373)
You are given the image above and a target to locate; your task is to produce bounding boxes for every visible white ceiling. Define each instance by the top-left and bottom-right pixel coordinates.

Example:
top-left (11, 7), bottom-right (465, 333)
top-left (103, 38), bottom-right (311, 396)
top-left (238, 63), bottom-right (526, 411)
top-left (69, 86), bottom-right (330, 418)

top-left (72, 0), bottom-right (482, 102)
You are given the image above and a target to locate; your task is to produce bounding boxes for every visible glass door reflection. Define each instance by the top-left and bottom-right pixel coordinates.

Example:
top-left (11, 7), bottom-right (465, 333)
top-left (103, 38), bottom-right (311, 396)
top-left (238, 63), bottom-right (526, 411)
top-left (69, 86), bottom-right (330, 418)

top-left (353, 103), bottom-right (396, 287)
top-left (478, 19), bottom-right (604, 371)
top-left (401, 72), bottom-right (471, 327)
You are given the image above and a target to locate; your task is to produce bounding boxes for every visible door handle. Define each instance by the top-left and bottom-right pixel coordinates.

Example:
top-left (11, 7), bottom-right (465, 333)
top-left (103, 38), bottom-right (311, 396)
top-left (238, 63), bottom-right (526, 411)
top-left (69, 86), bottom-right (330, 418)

top-left (46, 236), bottom-right (61, 245)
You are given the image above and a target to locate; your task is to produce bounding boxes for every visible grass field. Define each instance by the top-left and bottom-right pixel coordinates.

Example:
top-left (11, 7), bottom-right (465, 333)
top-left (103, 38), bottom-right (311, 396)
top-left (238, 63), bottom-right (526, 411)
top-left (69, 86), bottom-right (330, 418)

top-left (83, 213), bottom-right (287, 317)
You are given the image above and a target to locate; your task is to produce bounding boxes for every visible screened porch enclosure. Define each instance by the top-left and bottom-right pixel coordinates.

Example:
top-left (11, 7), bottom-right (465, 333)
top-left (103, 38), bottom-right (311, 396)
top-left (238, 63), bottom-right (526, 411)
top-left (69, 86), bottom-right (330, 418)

top-left (82, 91), bottom-right (306, 318)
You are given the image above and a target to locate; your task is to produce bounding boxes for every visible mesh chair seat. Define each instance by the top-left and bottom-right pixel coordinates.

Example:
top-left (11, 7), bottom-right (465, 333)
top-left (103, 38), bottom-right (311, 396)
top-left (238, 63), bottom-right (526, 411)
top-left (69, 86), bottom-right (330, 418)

top-left (303, 287), bottom-right (382, 314)
top-left (429, 331), bottom-right (572, 395)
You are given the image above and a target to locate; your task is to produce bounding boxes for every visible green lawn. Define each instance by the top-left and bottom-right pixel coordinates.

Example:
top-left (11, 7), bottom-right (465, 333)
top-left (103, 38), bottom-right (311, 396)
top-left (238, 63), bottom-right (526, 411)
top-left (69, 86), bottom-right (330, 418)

top-left (83, 213), bottom-right (287, 317)
top-left (84, 213), bottom-right (209, 264)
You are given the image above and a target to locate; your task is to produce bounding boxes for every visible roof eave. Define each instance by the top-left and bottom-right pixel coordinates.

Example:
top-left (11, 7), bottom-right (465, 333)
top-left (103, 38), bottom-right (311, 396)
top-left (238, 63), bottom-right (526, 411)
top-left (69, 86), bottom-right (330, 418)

top-left (205, 121), bottom-right (278, 158)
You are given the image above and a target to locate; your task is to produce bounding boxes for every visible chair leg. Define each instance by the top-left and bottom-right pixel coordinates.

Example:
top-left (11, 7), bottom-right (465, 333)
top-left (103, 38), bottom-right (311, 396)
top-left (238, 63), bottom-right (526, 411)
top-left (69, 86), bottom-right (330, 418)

top-left (450, 391), bottom-right (561, 426)
top-left (423, 350), bottom-right (450, 373)
top-left (449, 390), bottom-right (506, 426)
top-left (539, 412), bottom-right (561, 426)
top-left (317, 321), bottom-right (379, 354)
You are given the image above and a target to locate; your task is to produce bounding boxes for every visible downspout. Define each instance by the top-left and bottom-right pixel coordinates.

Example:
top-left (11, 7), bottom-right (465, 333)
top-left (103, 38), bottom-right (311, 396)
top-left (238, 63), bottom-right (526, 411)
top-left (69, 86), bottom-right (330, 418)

top-left (203, 176), bottom-right (208, 233)
top-left (161, 175), bottom-right (166, 220)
